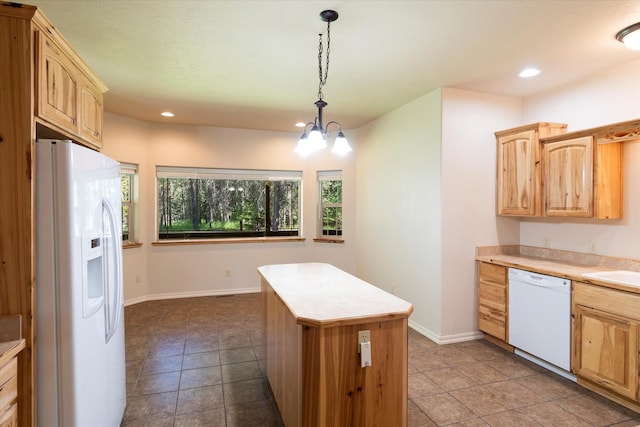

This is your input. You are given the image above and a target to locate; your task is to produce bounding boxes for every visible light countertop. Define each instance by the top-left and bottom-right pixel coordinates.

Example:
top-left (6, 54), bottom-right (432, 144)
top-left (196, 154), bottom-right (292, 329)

top-left (258, 263), bottom-right (413, 327)
top-left (0, 339), bottom-right (25, 367)
top-left (476, 253), bottom-right (640, 294)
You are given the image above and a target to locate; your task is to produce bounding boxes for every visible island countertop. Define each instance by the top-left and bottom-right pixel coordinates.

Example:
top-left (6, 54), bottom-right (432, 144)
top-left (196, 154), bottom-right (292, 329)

top-left (258, 262), bottom-right (413, 328)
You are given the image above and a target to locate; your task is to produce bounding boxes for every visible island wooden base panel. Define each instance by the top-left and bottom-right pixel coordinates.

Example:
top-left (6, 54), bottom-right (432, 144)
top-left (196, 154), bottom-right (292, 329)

top-left (262, 279), bottom-right (408, 427)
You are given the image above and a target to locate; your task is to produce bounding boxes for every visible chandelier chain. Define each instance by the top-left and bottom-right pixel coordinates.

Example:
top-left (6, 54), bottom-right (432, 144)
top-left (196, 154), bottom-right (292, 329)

top-left (317, 20), bottom-right (331, 100)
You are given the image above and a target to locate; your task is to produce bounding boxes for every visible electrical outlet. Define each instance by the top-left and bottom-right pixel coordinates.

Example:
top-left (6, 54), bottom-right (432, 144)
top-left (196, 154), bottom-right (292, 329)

top-left (225, 269), bottom-right (231, 277)
top-left (135, 275), bottom-right (141, 284)
top-left (357, 330), bottom-right (370, 353)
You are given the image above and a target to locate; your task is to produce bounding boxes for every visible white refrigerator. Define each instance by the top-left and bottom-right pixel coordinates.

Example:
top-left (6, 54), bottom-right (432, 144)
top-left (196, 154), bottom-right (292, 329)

top-left (36, 140), bottom-right (126, 427)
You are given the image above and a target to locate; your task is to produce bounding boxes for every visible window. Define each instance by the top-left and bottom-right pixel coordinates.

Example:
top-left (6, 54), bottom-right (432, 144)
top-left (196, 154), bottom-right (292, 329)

top-left (120, 162), bottom-right (138, 243)
top-left (156, 166), bottom-right (302, 240)
top-left (318, 170), bottom-right (342, 238)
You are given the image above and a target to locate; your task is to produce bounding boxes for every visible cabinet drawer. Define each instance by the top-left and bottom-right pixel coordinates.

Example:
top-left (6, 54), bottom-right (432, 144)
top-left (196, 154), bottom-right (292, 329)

top-left (0, 358), bottom-right (16, 390)
top-left (479, 262), bottom-right (506, 285)
top-left (0, 376), bottom-right (17, 414)
top-left (479, 281), bottom-right (506, 310)
top-left (478, 305), bottom-right (506, 340)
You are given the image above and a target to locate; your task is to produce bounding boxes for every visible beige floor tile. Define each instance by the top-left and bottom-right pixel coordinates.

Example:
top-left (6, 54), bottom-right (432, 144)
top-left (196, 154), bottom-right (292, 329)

top-left (180, 366), bottom-right (223, 389)
top-left (481, 409), bottom-right (542, 426)
top-left (176, 384), bottom-right (225, 415)
top-left (408, 372), bottom-right (444, 398)
top-left (141, 355), bottom-right (183, 375)
top-left (182, 350), bottom-right (221, 369)
top-left (424, 367), bottom-right (479, 391)
top-left (517, 401), bottom-right (592, 426)
top-left (413, 392), bottom-right (476, 425)
top-left (450, 380), bottom-right (546, 416)
top-left (555, 392), bottom-right (639, 425)
top-left (407, 399), bottom-right (437, 426)
top-left (515, 372), bottom-right (584, 400)
top-left (133, 371), bottom-right (181, 395)
top-left (174, 408), bottom-right (226, 427)
top-left (122, 391), bottom-right (178, 423)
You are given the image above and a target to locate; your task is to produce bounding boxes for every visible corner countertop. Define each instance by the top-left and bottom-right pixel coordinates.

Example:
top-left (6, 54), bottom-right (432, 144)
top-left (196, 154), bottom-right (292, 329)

top-left (0, 339), bottom-right (25, 367)
top-left (258, 262), bottom-right (414, 328)
top-left (476, 253), bottom-right (640, 294)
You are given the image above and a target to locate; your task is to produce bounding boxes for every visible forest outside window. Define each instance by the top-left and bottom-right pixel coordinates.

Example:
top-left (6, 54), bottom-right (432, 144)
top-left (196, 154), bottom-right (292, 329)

top-left (318, 170), bottom-right (342, 239)
top-left (120, 162), bottom-right (138, 244)
top-left (156, 166), bottom-right (302, 240)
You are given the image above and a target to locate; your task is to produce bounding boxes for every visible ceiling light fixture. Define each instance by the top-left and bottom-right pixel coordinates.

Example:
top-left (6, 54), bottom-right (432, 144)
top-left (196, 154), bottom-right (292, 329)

top-left (161, 111), bottom-right (175, 117)
top-left (295, 10), bottom-right (352, 156)
top-left (616, 22), bottom-right (640, 50)
top-left (519, 67), bottom-right (540, 78)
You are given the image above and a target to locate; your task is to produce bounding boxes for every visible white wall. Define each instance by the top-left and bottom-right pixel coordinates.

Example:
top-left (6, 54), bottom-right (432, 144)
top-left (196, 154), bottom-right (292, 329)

top-left (440, 88), bottom-right (521, 338)
top-left (102, 113), bottom-right (357, 304)
top-left (356, 90), bottom-right (444, 339)
top-left (520, 59), bottom-right (640, 259)
top-left (355, 88), bottom-right (523, 341)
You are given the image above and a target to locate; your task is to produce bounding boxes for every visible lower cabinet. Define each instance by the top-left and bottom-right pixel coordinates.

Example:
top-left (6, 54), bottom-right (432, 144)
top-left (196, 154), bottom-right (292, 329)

top-left (477, 262), bottom-right (508, 343)
top-left (0, 358), bottom-right (18, 427)
top-left (572, 281), bottom-right (640, 410)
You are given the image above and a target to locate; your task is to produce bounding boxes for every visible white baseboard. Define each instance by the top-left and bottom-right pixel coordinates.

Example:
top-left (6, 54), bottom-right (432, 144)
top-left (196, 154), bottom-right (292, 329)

top-left (409, 319), bottom-right (483, 345)
top-left (124, 286), bottom-right (261, 307)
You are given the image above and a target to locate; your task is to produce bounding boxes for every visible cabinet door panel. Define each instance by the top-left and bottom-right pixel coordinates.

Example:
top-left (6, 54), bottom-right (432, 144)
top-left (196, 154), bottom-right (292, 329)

top-left (38, 34), bottom-right (78, 134)
top-left (543, 136), bottom-right (593, 217)
top-left (497, 130), bottom-right (537, 216)
top-left (79, 79), bottom-right (104, 148)
top-left (574, 305), bottom-right (638, 400)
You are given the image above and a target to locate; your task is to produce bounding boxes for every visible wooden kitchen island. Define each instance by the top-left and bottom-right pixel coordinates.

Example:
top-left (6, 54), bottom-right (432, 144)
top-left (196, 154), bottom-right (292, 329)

top-left (259, 263), bottom-right (414, 427)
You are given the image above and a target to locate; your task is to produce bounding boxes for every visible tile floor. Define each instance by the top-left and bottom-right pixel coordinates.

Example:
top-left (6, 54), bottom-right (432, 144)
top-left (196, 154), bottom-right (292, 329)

top-left (121, 293), bottom-right (640, 426)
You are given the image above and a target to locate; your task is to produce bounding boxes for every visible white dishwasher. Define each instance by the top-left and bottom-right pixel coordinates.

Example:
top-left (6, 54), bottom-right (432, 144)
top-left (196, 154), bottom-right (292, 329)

top-left (508, 268), bottom-right (575, 381)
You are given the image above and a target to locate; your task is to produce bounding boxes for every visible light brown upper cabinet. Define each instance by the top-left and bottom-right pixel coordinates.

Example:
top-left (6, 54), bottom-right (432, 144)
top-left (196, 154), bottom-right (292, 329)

top-left (36, 30), bottom-right (107, 149)
top-left (495, 123), bottom-right (567, 216)
top-left (543, 136), bottom-right (594, 217)
top-left (540, 120), bottom-right (631, 219)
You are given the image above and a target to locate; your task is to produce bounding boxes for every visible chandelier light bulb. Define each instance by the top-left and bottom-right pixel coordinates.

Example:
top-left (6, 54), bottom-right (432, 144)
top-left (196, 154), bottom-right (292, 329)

top-left (331, 132), bottom-right (352, 155)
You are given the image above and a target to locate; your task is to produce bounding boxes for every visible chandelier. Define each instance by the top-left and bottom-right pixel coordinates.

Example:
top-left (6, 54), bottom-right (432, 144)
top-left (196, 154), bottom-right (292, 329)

top-left (295, 10), bottom-right (352, 156)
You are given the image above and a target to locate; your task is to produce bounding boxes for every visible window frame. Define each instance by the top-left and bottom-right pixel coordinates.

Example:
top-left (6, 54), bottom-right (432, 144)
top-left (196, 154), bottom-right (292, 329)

top-left (120, 162), bottom-right (138, 246)
top-left (155, 166), bottom-right (303, 241)
top-left (317, 170), bottom-right (343, 241)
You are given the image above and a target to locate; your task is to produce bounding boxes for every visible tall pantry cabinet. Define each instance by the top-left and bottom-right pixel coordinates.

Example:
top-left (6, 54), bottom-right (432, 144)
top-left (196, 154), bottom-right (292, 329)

top-left (0, 2), bottom-right (107, 426)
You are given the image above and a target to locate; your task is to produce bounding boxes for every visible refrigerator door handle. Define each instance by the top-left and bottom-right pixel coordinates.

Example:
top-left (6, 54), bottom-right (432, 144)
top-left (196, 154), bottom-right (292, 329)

top-left (102, 198), bottom-right (123, 344)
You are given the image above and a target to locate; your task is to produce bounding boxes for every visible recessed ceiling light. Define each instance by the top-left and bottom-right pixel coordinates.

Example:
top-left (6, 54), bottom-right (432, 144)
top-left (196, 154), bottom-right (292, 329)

top-left (616, 22), bottom-right (640, 50)
top-left (519, 68), bottom-right (541, 78)
top-left (295, 122), bottom-right (306, 127)
top-left (161, 111), bottom-right (175, 117)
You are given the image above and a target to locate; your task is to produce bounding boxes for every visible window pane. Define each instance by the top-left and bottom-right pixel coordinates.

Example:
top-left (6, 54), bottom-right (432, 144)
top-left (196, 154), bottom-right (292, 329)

top-left (157, 171), bottom-right (300, 239)
top-left (122, 205), bottom-right (129, 240)
top-left (322, 206), bottom-right (342, 236)
top-left (318, 175), bottom-right (342, 237)
top-left (321, 180), bottom-right (342, 203)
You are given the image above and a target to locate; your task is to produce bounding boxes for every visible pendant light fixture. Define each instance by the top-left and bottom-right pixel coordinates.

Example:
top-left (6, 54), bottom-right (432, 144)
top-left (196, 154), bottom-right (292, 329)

top-left (616, 22), bottom-right (640, 50)
top-left (295, 10), bottom-right (352, 156)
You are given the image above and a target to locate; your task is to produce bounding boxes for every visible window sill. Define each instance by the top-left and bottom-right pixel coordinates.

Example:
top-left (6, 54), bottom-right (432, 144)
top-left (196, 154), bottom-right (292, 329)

top-left (123, 242), bottom-right (143, 249)
top-left (313, 237), bottom-right (344, 244)
top-left (151, 236), bottom-right (306, 246)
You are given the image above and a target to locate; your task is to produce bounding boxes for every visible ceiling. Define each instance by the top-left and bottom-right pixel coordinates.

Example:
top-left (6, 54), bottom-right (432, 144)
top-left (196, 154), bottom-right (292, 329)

top-left (30, 0), bottom-right (640, 132)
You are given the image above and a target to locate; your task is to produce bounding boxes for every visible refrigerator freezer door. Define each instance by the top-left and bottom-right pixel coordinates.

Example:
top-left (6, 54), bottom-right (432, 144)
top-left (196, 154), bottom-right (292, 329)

top-left (36, 140), bottom-right (126, 427)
